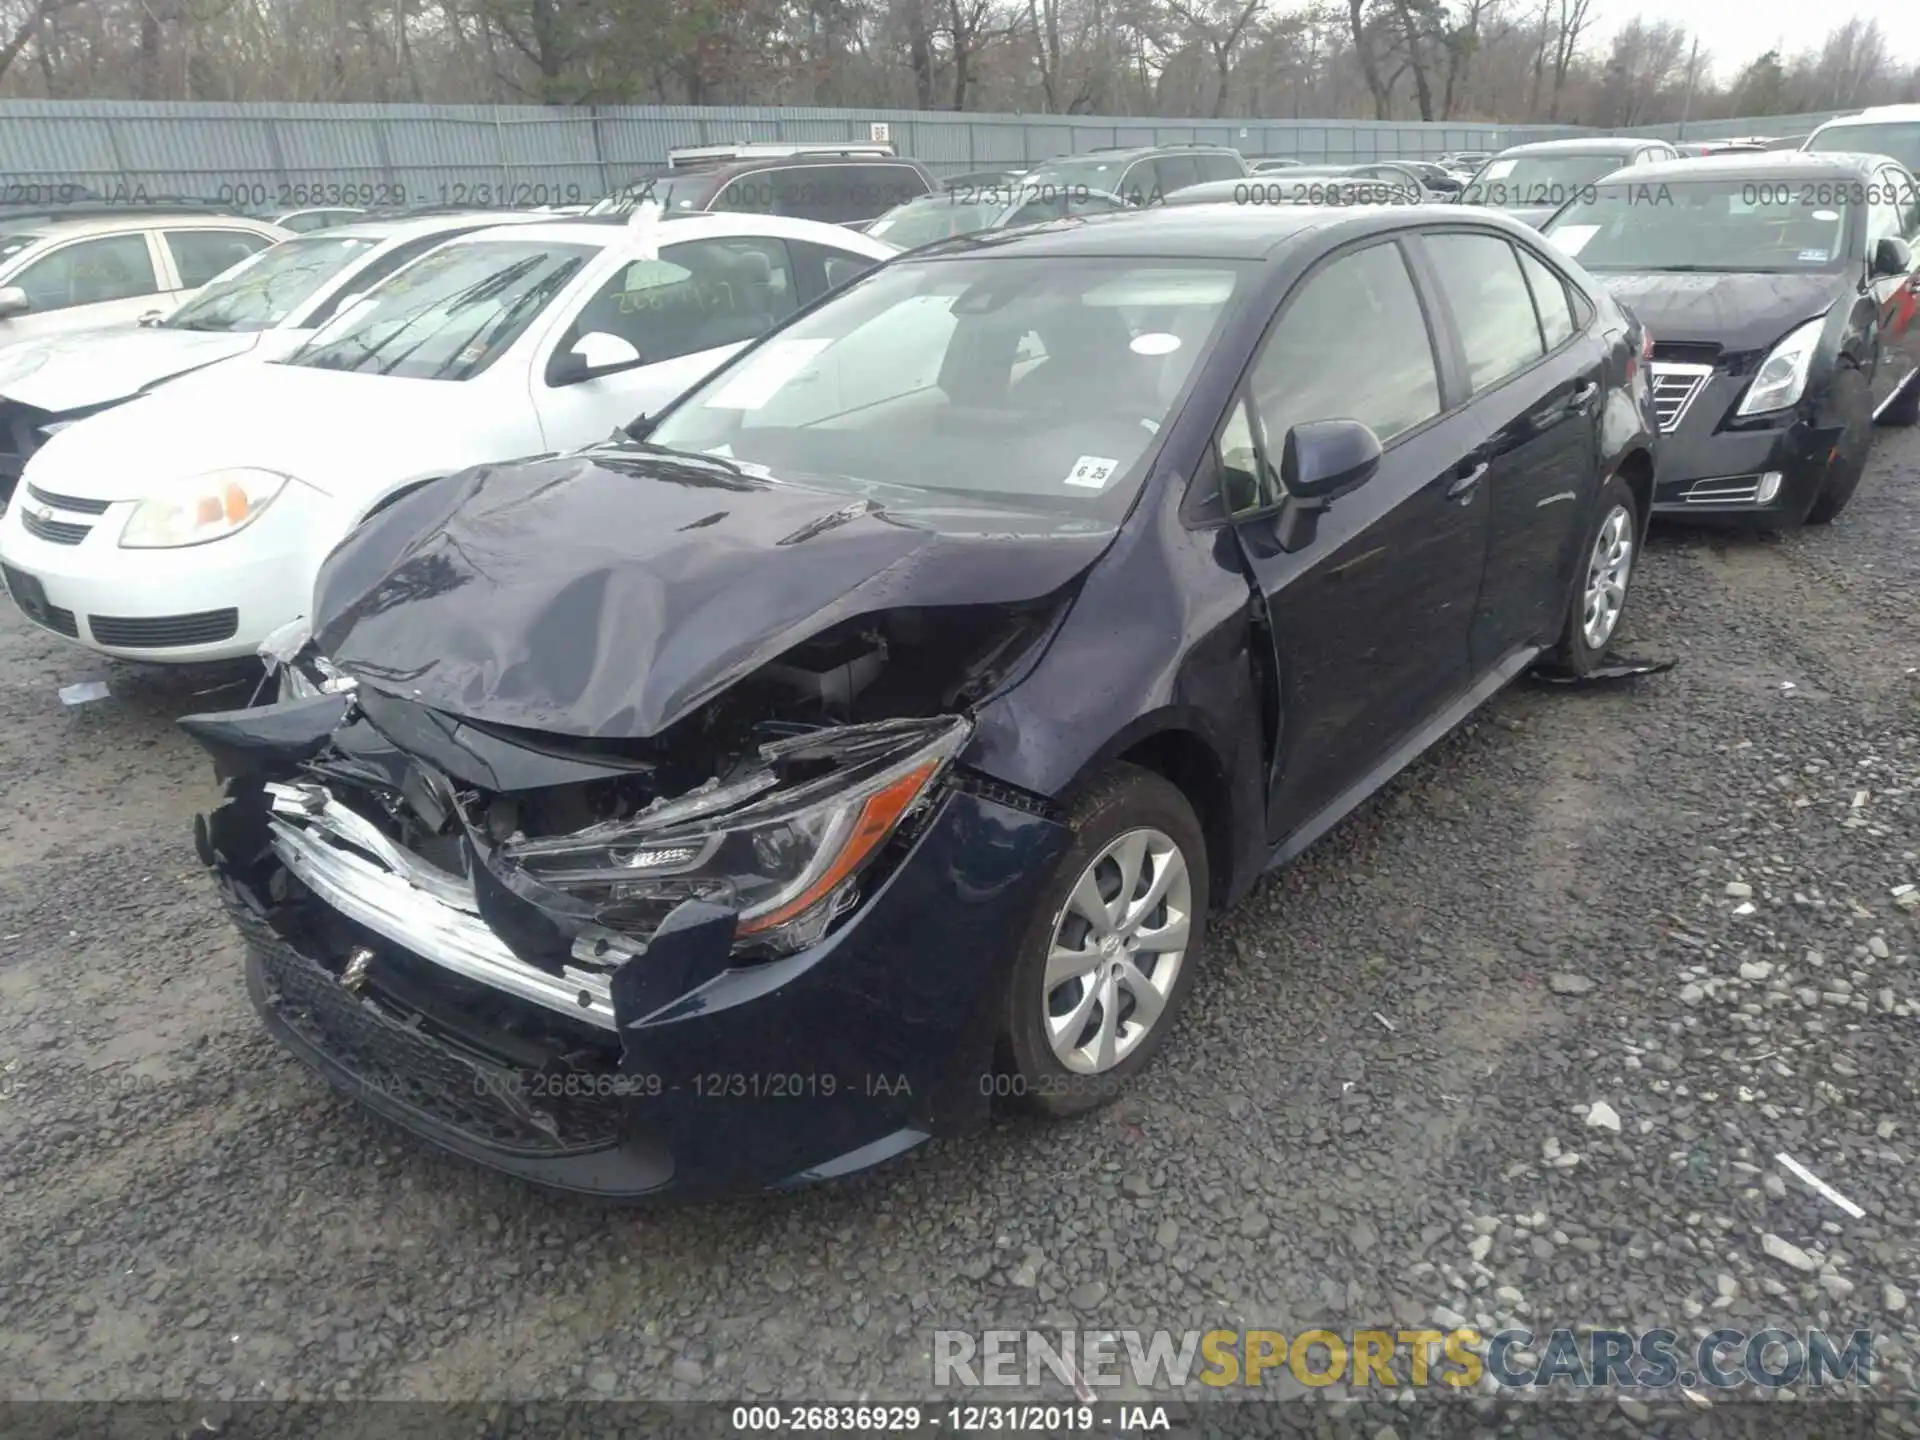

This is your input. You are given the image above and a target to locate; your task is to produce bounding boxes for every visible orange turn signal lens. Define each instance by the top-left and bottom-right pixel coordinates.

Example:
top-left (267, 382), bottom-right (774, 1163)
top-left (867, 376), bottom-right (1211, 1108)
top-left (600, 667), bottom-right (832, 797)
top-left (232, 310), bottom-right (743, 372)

top-left (735, 761), bottom-right (939, 937)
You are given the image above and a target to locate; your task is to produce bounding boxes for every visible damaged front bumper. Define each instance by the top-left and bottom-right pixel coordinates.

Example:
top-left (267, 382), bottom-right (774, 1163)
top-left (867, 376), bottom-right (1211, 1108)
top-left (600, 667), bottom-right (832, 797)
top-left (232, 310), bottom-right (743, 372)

top-left (191, 694), bottom-right (1070, 1200)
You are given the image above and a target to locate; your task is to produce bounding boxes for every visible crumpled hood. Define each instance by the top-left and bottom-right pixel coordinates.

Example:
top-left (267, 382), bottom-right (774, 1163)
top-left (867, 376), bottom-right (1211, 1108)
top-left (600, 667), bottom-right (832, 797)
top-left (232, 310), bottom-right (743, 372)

top-left (312, 445), bottom-right (1119, 739)
top-left (0, 326), bottom-right (259, 413)
top-left (1592, 270), bottom-right (1843, 354)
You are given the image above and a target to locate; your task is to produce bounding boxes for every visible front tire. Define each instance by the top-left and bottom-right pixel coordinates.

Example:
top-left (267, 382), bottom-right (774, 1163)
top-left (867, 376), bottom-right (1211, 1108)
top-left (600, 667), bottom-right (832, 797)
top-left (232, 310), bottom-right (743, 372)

top-left (1807, 367), bottom-right (1875, 525)
top-left (997, 764), bottom-right (1209, 1119)
top-left (1549, 474), bottom-right (1639, 677)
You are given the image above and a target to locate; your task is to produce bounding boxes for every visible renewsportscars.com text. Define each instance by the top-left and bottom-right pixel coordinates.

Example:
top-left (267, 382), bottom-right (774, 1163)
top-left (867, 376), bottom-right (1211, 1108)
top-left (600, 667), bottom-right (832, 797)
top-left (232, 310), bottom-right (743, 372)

top-left (932, 1327), bottom-right (1875, 1391)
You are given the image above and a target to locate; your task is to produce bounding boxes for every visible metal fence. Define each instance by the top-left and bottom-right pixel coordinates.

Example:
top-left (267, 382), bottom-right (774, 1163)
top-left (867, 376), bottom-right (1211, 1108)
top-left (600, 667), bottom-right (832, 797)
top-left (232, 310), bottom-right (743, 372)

top-left (0, 98), bottom-right (1854, 206)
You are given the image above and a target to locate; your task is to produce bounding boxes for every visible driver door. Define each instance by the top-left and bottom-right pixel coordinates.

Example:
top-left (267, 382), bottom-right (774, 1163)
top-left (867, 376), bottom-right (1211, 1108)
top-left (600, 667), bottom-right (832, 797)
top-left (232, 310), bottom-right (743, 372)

top-left (531, 236), bottom-right (803, 452)
top-left (1220, 237), bottom-right (1486, 842)
top-left (1868, 166), bottom-right (1920, 414)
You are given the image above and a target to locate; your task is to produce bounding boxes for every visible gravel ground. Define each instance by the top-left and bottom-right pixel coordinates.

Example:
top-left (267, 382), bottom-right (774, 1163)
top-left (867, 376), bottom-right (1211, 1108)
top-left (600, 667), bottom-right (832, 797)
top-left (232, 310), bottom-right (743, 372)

top-left (3, 429), bottom-right (1919, 1427)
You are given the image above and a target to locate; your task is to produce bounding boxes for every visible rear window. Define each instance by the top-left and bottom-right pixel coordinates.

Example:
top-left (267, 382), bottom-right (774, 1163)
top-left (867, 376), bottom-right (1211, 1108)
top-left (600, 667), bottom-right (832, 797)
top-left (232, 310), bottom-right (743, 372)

top-left (1806, 121), bottom-right (1920, 175)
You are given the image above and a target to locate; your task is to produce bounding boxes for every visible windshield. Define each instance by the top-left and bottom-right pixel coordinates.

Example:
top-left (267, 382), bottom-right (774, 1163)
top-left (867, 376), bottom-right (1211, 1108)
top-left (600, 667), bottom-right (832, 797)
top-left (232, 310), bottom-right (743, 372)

top-left (1025, 158), bottom-right (1138, 195)
top-left (1806, 121), bottom-right (1920, 175)
top-left (284, 239), bottom-right (595, 380)
top-left (1544, 178), bottom-right (1855, 273)
top-left (164, 235), bottom-right (379, 333)
top-left (1464, 154), bottom-right (1632, 208)
top-left (647, 255), bottom-right (1248, 516)
top-left (0, 232), bottom-right (42, 266)
top-left (867, 198), bottom-right (1003, 247)
top-left (586, 174), bottom-right (711, 217)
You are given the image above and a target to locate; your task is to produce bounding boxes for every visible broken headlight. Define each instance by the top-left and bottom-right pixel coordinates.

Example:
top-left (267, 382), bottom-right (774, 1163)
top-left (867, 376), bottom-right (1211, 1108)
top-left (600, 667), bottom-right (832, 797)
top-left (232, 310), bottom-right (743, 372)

top-left (499, 716), bottom-right (972, 955)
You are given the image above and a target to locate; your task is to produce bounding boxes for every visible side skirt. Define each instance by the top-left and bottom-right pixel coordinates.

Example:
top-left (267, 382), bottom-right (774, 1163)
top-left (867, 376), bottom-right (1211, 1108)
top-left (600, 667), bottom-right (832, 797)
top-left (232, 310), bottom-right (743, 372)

top-left (1265, 645), bottom-right (1541, 872)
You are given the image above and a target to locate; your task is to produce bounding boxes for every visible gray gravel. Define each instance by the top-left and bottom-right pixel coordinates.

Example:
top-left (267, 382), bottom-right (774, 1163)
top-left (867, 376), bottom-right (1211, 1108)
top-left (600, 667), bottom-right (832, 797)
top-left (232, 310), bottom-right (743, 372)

top-left (3, 429), bottom-right (1920, 1419)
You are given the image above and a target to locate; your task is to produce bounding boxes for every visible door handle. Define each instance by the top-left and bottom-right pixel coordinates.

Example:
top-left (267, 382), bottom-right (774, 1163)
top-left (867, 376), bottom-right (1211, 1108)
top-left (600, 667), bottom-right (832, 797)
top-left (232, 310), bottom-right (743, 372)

top-left (1570, 379), bottom-right (1600, 409)
top-left (1446, 459), bottom-right (1489, 500)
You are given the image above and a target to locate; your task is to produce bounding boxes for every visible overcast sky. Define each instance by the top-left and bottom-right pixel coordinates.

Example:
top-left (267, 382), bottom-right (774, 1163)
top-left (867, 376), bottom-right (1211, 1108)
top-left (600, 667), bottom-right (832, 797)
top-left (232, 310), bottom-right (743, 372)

top-left (1592, 0), bottom-right (1920, 88)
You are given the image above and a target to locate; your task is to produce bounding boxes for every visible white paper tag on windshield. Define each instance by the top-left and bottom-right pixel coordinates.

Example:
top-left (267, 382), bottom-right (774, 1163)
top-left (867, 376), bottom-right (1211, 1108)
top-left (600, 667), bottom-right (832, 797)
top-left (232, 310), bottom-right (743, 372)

top-left (1481, 159), bottom-right (1517, 180)
top-left (1798, 248), bottom-right (1830, 262)
top-left (1065, 455), bottom-right (1120, 489)
top-left (1547, 223), bottom-right (1599, 257)
top-left (704, 339), bottom-right (833, 410)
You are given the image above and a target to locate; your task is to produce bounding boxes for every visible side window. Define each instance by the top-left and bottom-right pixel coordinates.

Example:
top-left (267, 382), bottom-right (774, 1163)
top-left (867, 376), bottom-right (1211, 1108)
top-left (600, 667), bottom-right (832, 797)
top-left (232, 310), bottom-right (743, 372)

top-left (1868, 169), bottom-right (1917, 246)
top-left (1891, 169), bottom-right (1920, 241)
top-left (1867, 177), bottom-right (1902, 247)
top-left (1514, 246), bottom-right (1576, 350)
top-left (1117, 161), bottom-right (1156, 207)
top-left (1244, 240), bottom-right (1442, 473)
top-left (13, 234), bottom-right (160, 312)
top-left (786, 238), bottom-right (881, 304)
top-left (715, 172), bottom-right (777, 215)
top-left (554, 236), bottom-right (798, 379)
top-left (165, 229), bottom-right (272, 288)
top-left (1215, 399), bottom-right (1273, 515)
top-left (1196, 152), bottom-right (1244, 183)
top-left (770, 166), bottom-right (868, 223)
top-left (874, 164), bottom-right (933, 211)
top-left (304, 233), bottom-right (464, 327)
top-left (1152, 155), bottom-right (1202, 200)
top-left (1423, 232), bottom-right (1547, 392)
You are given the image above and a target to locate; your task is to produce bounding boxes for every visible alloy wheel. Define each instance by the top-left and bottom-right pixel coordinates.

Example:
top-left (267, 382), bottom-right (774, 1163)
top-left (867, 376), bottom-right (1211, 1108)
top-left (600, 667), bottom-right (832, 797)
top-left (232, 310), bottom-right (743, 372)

top-left (1043, 828), bottom-right (1193, 1074)
top-left (1582, 504), bottom-right (1633, 651)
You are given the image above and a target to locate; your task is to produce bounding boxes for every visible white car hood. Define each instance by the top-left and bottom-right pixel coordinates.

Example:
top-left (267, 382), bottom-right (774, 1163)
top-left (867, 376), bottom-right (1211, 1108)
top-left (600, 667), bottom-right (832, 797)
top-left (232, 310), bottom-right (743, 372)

top-left (25, 361), bottom-right (522, 504)
top-left (0, 327), bottom-right (263, 413)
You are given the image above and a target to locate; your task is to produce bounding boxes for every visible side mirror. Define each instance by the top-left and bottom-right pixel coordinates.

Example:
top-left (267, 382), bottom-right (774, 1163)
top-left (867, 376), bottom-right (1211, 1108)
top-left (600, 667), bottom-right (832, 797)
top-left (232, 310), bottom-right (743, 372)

top-left (1871, 235), bottom-right (1914, 280)
top-left (0, 285), bottom-right (31, 320)
top-left (1265, 419), bottom-right (1382, 552)
top-left (549, 330), bottom-right (645, 386)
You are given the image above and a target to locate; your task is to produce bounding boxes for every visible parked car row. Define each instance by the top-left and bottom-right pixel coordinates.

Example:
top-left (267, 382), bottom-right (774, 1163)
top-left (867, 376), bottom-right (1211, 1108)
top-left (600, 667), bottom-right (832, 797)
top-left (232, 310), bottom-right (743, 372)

top-left (4, 114), bottom-right (1916, 1205)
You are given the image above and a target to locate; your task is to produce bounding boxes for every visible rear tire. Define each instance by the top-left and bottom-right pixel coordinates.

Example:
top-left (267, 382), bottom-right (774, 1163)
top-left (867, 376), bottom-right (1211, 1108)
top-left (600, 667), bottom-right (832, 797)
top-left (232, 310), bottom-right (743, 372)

top-left (997, 764), bottom-right (1209, 1119)
top-left (1807, 367), bottom-right (1874, 525)
top-left (1548, 474), bottom-right (1639, 677)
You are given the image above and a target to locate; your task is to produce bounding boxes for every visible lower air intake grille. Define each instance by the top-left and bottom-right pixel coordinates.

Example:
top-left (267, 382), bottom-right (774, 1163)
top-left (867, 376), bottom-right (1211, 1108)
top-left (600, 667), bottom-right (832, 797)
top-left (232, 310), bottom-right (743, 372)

top-left (21, 510), bottom-right (89, 544)
top-left (233, 904), bottom-right (623, 1155)
top-left (88, 608), bottom-right (238, 648)
top-left (1650, 363), bottom-right (1713, 434)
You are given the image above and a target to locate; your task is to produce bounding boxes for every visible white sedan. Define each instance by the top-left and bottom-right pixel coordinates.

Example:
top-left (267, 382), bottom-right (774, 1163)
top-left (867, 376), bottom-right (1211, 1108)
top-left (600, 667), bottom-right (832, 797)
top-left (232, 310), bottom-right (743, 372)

top-left (0, 211), bottom-right (549, 497)
top-left (0, 212), bottom-right (898, 662)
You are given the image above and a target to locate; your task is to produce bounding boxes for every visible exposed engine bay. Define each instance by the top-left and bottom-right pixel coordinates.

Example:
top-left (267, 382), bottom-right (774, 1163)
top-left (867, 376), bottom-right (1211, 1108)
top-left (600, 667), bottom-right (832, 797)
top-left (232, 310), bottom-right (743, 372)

top-left (194, 594), bottom-right (1068, 1050)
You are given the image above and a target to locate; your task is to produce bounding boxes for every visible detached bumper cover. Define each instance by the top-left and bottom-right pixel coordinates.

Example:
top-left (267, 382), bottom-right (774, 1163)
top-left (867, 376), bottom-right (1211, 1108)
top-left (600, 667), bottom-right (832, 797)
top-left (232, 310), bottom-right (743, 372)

top-left (203, 781), bottom-right (1070, 1199)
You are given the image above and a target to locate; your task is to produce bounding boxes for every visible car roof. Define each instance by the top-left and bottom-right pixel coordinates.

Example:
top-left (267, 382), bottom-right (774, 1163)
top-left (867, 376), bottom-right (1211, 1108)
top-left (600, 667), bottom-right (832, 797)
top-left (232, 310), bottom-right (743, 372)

top-left (320, 210), bottom-right (549, 242)
top-left (0, 212), bottom-right (282, 238)
top-left (1496, 137), bottom-right (1657, 157)
top-left (1815, 104), bottom-right (1920, 126)
top-left (1599, 150), bottom-right (1891, 185)
top-left (1033, 145), bottom-right (1239, 164)
top-left (907, 201), bottom-right (1526, 261)
top-left (438, 211), bottom-right (898, 251)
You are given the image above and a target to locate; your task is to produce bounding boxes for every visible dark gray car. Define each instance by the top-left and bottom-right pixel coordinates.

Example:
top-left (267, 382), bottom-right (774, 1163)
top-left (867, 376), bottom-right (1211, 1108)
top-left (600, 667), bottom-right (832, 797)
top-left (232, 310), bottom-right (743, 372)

top-left (1461, 138), bottom-right (1681, 229)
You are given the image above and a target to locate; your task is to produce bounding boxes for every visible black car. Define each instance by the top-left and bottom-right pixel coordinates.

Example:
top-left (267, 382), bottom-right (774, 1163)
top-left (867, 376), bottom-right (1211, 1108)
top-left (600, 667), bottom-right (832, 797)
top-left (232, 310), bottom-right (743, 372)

top-left (1020, 144), bottom-right (1248, 207)
top-left (584, 146), bottom-right (934, 227)
top-left (1542, 152), bottom-right (1920, 526)
top-left (1462, 138), bottom-right (1682, 229)
top-left (182, 205), bottom-right (1657, 1200)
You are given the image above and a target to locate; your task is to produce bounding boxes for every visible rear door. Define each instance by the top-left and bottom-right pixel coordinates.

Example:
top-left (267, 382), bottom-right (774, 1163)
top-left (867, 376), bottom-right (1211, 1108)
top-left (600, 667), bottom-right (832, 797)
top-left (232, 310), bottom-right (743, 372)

top-left (162, 227), bottom-right (275, 296)
top-left (1217, 236), bottom-right (1487, 838)
top-left (1413, 230), bottom-right (1606, 666)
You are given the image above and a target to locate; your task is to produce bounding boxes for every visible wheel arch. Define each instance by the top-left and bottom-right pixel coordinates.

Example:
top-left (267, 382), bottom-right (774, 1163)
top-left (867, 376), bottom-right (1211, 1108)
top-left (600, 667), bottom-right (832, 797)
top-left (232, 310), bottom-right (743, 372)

top-left (1106, 721), bottom-right (1239, 912)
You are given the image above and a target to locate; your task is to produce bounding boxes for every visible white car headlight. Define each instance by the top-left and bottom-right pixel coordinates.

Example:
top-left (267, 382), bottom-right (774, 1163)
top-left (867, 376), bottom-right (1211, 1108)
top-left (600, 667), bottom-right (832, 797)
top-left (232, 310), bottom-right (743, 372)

top-left (1736, 317), bottom-right (1827, 417)
top-left (119, 467), bottom-right (292, 549)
